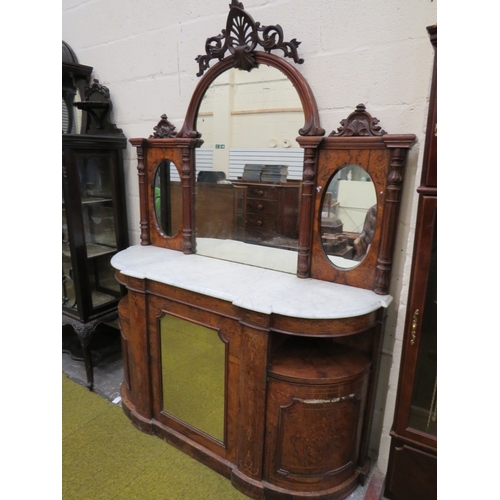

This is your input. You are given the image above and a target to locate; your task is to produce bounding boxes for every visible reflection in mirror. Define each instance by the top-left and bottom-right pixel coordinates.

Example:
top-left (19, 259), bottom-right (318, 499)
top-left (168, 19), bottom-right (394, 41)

top-left (153, 160), bottom-right (182, 237)
top-left (194, 65), bottom-right (305, 274)
top-left (321, 164), bottom-right (377, 269)
top-left (160, 313), bottom-right (225, 442)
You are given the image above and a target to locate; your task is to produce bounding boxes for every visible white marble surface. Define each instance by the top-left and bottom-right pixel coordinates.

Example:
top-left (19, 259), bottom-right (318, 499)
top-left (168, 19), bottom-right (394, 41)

top-left (111, 245), bottom-right (392, 319)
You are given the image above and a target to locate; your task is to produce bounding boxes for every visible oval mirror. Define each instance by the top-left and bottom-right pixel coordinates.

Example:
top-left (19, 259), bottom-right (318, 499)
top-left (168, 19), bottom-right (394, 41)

top-left (153, 159), bottom-right (182, 237)
top-left (320, 164), bottom-right (377, 269)
top-left (194, 64), bottom-right (305, 274)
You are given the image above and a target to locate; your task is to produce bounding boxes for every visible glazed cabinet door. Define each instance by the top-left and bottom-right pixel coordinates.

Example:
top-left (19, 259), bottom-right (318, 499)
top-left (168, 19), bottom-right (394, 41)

top-left (62, 148), bottom-right (125, 322)
top-left (394, 195), bottom-right (436, 446)
top-left (384, 195), bottom-right (437, 500)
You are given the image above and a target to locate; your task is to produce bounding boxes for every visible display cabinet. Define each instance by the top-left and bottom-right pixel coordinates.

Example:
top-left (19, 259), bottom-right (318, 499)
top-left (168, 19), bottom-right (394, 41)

top-left (62, 42), bottom-right (128, 390)
top-left (111, 3), bottom-right (416, 499)
top-left (382, 25), bottom-right (437, 500)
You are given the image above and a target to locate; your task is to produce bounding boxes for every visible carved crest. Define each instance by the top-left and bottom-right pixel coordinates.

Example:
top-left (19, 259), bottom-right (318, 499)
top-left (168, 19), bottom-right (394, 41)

top-left (150, 114), bottom-right (177, 138)
top-left (329, 104), bottom-right (387, 137)
top-left (84, 79), bottom-right (110, 101)
top-left (195, 1), bottom-right (303, 77)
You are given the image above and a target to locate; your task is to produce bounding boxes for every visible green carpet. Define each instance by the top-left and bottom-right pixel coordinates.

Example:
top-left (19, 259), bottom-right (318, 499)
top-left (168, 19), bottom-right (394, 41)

top-left (62, 374), bottom-right (247, 499)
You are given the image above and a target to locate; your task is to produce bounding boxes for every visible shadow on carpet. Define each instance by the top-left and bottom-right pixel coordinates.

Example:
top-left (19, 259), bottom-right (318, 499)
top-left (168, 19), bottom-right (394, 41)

top-left (62, 374), bottom-right (247, 499)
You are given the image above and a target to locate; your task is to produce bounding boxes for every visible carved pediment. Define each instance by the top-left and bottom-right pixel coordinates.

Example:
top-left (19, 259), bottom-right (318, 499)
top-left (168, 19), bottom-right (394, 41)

top-left (329, 104), bottom-right (387, 137)
top-left (150, 114), bottom-right (177, 138)
top-left (84, 79), bottom-right (110, 101)
top-left (195, 1), bottom-right (303, 77)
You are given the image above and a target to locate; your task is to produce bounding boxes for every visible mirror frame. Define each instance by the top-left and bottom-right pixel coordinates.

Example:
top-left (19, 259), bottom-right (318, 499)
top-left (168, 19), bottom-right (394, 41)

top-left (129, 133), bottom-right (198, 252)
top-left (310, 104), bottom-right (416, 293)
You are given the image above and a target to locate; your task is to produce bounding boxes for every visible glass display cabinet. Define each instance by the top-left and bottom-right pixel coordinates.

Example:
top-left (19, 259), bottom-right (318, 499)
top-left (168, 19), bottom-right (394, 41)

top-left (382, 25), bottom-right (437, 500)
top-left (62, 41), bottom-right (128, 390)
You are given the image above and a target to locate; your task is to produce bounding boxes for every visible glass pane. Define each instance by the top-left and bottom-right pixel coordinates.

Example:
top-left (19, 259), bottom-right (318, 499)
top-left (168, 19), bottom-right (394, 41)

top-left (88, 253), bottom-right (121, 308)
top-left (77, 154), bottom-right (120, 309)
top-left (408, 220), bottom-right (437, 436)
top-left (62, 204), bottom-right (77, 309)
top-left (160, 314), bottom-right (225, 442)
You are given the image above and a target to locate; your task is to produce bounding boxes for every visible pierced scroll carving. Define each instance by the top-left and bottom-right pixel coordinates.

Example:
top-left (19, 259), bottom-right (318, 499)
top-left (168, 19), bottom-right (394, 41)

top-left (329, 104), bottom-right (387, 137)
top-left (150, 114), bottom-right (177, 138)
top-left (195, 1), bottom-right (303, 77)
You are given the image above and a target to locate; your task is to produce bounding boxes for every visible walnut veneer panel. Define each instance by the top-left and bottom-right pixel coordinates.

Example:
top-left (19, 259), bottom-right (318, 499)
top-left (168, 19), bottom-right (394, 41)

top-left (264, 339), bottom-right (371, 494)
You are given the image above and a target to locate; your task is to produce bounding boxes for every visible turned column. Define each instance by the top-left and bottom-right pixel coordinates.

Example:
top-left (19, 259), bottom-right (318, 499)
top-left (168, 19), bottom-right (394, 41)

top-left (296, 136), bottom-right (323, 278)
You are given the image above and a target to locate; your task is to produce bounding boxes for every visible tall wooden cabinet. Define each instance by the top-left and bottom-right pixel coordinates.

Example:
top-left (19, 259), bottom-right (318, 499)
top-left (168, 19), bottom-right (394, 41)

top-left (382, 25), bottom-right (437, 500)
top-left (62, 42), bottom-right (128, 389)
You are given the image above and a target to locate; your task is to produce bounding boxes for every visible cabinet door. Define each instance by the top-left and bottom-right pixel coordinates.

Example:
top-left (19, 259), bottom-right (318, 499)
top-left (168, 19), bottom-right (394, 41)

top-left (63, 149), bottom-right (122, 320)
top-left (394, 195), bottom-right (437, 448)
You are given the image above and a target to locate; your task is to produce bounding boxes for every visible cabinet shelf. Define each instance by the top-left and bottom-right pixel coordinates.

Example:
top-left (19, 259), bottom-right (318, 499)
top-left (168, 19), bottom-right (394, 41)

top-left (62, 196), bottom-right (113, 206)
top-left (85, 243), bottom-right (117, 258)
top-left (81, 196), bottom-right (113, 205)
top-left (62, 242), bottom-right (117, 259)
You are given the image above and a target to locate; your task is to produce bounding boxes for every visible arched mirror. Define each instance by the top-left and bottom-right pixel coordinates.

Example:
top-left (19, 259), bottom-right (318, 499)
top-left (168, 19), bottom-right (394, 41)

top-left (193, 64), bottom-right (305, 274)
top-left (153, 159), bottom-right (182, 237)
top-left (320, 164), bottom-right (377, 270)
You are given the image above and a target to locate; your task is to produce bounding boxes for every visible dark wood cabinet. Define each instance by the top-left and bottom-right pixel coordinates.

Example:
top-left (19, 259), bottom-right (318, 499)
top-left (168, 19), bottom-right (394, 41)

top-left (382, 25), bottom-right (437, 500)
top-left (62, 42), bottom-right (128, 389)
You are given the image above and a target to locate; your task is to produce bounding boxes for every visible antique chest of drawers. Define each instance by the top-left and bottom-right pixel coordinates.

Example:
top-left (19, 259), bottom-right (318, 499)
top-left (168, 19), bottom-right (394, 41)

top-left (232, 180), bottom-right (301, 246)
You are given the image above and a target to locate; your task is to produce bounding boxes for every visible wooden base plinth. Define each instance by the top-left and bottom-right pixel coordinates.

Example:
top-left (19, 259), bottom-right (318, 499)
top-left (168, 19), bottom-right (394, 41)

top-left (121, 382), bottom-right (368, 500)
top-left (231, 467), bottom-right (362, 500)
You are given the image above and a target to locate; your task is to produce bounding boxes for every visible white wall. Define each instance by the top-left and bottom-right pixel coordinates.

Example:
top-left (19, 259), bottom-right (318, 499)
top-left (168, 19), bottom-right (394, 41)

top-left (62, 0), bottom-right (437, 474)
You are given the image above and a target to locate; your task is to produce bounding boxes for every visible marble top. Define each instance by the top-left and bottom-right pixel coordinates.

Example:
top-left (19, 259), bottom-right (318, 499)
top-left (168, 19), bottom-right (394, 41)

top-left (111, 245), bottom-right (392, 320)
